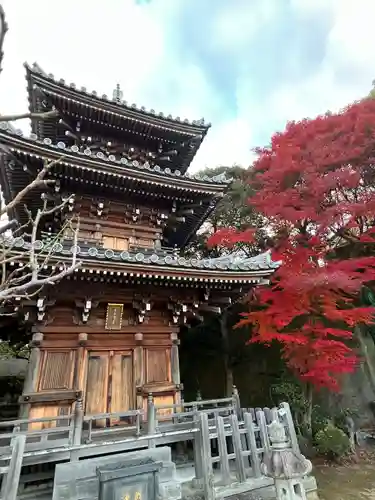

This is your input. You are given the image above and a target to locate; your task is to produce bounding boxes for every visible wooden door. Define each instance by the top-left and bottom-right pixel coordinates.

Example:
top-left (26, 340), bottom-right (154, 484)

top-left (85, 350), bottom-right (134, 427)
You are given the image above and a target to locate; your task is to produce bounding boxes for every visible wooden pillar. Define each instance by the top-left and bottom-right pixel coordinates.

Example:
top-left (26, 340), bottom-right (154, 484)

top-left (170, 332), bottom-right (180, 384)
top-left (74, 333), bottom-right (88, 392)
top-left (171, 332), bottom-right (181, 406)
top-left (134, 332), bottom-right (144, 411)
top-left (19, 331), bottom-right (43, 418)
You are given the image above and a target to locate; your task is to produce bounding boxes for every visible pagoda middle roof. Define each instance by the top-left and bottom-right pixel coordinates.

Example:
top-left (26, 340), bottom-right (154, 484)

top-left (0, 122), bottom-right (229, 191)
top-left (0, 124), bottom-right (229, 248)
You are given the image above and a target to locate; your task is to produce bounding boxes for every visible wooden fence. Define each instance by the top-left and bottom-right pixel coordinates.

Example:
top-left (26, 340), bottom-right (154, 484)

top-left (195, 402), bottom-right (299, 500)
top-left (0, 398), bottom-right (298, 500)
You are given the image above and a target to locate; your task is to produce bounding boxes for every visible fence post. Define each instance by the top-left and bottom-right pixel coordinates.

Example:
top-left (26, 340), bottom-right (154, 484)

top-left (279, 402), bottom-right (299, 453)
top-left (192, 405), bottom-right (203, 483)
top-left (232, 385), bottom-right (242, 420)
top-left (70, 397), bottom-right (84, 461)
top-left (256, 409), bottom-right (271, 453)
top-left (230, 414), bottom-right (247, 483)
top-left (199, 412), bottom-right (214, 500)
top-left (73, 397), bottom-right (84, 446)
top-left (243, 412), bottom-right (262, 478)
top-left (262, 420), bottom-right (312, 500)
top-left (1, 434), bottom-right (26, 500)
top-left (147, 393), bottom-right (156, 448)
top-left (216, 415), bottom-right (231, 485)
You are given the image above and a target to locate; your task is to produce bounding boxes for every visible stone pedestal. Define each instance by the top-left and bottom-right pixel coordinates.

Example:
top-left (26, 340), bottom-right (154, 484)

top-left (97, 457), bottom-right (161, 500)
top-left (52, 446), bottom-right (181, 500)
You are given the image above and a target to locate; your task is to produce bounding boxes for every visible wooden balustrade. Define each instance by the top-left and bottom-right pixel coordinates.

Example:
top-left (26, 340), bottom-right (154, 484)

top-left (0, 395), bottom-right (299, 500)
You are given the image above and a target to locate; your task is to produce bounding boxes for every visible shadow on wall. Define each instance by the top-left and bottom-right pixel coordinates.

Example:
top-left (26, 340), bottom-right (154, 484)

top-left (179, 321), bottom-right (284, 406)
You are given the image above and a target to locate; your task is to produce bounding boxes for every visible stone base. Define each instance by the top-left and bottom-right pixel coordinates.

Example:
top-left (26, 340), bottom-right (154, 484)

top-left (52, 446), bottom-right (181, 500)
top-left (182, 475), bottom-right (319, 500)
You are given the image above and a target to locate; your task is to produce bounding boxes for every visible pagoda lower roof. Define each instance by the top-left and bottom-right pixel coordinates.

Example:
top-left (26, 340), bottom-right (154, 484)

top-left (25, 63), bottom-right (210, 174)
top-left (7, 236), bottom-right (280, 285)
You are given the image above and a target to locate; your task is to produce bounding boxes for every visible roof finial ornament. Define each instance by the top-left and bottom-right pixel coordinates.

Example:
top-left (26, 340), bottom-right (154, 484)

top-left (112, 83), bottom-right (123, 103)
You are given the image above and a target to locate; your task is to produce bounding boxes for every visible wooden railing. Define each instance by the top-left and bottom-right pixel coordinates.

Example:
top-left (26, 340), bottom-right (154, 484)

top-left (0, 401), bottom-right (299, 500)
top-left (0, 391), bottom-right (300, 500)
top-left (196, 402), bottom-right (299, 498)
top-left (150, 393), bottom-right (236, 430)
top-left (82, 409), bottom-right (143, 444)
top-left (0, 413), bottom-right (74, 453)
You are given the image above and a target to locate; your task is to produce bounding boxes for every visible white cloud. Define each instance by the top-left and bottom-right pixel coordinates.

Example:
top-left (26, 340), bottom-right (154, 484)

top-left (0, 0), bottom-right (224, 169)
top-left (195, 118), bottom-right (254, 170)
top-left (1, 0), bottom-right (375, 177)
top-left (251, 0), bottom-right (375, 130)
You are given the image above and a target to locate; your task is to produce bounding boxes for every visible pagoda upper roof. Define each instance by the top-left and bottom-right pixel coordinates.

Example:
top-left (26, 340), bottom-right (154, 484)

top-left (7, 234), bottom-right (280, 285)
top-left (25, 63), bottom-right (210, 174)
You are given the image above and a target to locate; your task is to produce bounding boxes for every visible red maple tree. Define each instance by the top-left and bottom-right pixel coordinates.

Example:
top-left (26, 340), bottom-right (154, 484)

top-left (208, 97), bottom-right (375, 392)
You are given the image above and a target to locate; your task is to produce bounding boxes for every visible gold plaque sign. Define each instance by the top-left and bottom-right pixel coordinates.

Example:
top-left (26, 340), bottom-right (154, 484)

top-left (122, 494), bottom-right (141, 500)
top-left (105, 303), bottom-right (123, 330)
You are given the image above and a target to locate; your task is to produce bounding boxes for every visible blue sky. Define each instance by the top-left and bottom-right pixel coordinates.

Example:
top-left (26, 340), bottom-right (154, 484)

top-left (0, 0), bottom-right (374, 171)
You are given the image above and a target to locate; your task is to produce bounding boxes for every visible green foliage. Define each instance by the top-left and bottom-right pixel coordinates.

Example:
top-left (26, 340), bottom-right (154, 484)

top-left (184, 165), bottom-right (268, 258)
top-left (314, 424), bottom-right (351, 458)
top-left (311, 406), bottom-right (331, 435)
top-left (271, 379), bottom-right (305, 408)
top-left (271, 378), bottom-right (314, 437)
top-left (0, 341), bottom-right (29, 360)
top-left (271, 379), bottom-right (308, 417)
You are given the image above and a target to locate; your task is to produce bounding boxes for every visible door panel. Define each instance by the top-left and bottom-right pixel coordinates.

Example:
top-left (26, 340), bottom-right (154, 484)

top-left (38, 350), bottom-right (75, 391)
top-left (146, 348), bottom-right (171, 383)
top-left (110, 352), bottom-right (134, 425)
top-left (85, 350), bottom-right (134, 427)
top-left (85, 352), bottom-right (109, 427)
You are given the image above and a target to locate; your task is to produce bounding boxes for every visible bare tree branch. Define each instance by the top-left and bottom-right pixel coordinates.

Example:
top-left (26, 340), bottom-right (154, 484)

top-left (0, 6), bottom-right (81, 309)
top-left (0, 109), bottom-right (59, 123)
top-left (0, 5), bottom-right (8, 76)
top-left (1, 156), bottom-right (64, 217)
top-left (0, 211), bottom-right (81, 303)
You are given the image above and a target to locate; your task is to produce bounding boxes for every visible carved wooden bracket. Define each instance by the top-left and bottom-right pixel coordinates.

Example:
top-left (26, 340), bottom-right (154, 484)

top-left (132, 295), bottom-right (153, 325)
top-left (74, 298), bottom-right (99, 325)
top-left (26, 296), bottom-right (56, 324)
top-left (168, 300), bottom-right (187, 325)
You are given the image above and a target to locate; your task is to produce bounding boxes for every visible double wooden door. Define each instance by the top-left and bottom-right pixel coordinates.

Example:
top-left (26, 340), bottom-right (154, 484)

top-left (85, 350), bottom-right (134, 426)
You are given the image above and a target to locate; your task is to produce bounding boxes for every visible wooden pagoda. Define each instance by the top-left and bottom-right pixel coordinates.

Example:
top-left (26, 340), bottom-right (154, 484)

top-left (0, 63), bottom-right (279, 429)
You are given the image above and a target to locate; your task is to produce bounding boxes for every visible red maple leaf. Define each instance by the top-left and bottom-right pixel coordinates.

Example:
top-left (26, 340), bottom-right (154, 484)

top-left (211, 98), bottom-right (375, 390)
top-left (207, 227), bottom-right (255, 248)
